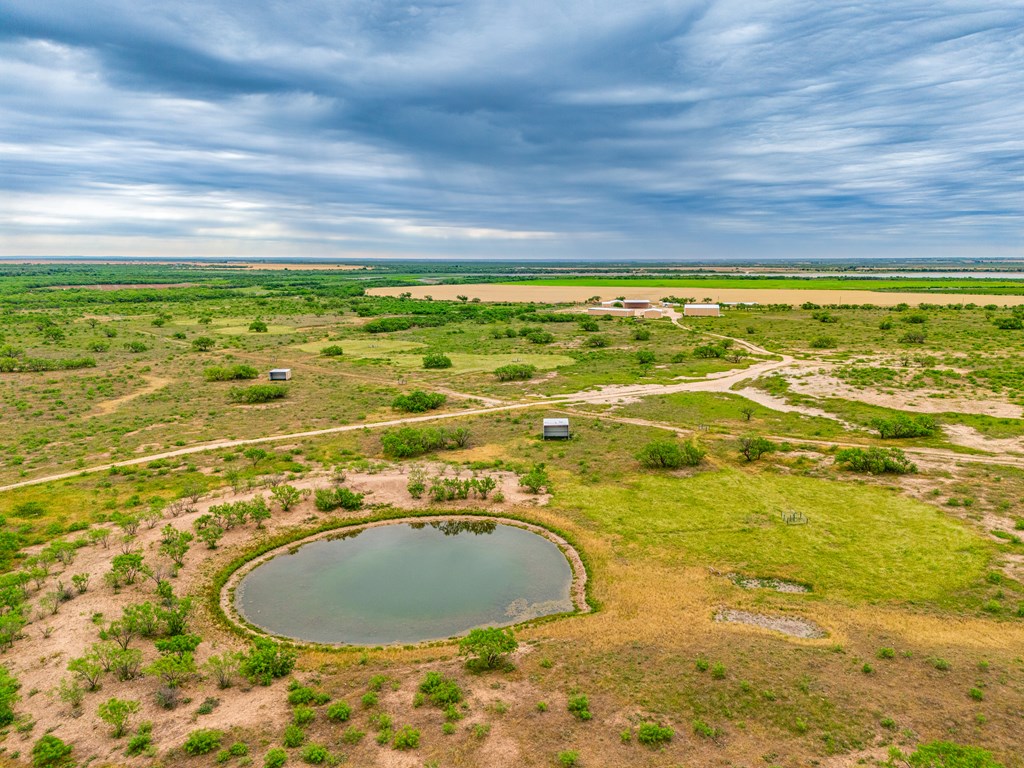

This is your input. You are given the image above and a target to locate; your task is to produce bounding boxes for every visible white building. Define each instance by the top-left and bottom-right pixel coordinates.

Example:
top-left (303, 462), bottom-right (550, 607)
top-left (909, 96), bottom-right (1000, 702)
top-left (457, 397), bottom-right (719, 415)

top-left (683, 303), bottom-right (722, 317)
top-left (268, 368), bottom-right (292, 381)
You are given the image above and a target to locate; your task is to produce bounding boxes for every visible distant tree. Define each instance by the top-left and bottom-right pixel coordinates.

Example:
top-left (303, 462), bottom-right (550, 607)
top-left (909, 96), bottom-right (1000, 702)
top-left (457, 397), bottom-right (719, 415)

top-left (320, 345), bottom-right (345, 357)
top-left (578, 318), bottom-right (600, 332)
top-left (191, 337), bottom-right (215, 352)
top-left (740, 406), bottom-right (756, 421)
top-left (636, 350), bottom-right (656, 365)
top-left (738, 435), bottom-right (774, 462)
top-left (249, 319), bottom-right (269, 333)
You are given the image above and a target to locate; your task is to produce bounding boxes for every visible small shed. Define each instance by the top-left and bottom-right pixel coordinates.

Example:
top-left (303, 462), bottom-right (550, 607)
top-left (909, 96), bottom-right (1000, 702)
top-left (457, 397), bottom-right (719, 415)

top-left (542, 418), bottom-right (570, 440)
top-left (683, 303), bottom-right (722, 317)
top-left (268, 368), bottom-right (292, 381)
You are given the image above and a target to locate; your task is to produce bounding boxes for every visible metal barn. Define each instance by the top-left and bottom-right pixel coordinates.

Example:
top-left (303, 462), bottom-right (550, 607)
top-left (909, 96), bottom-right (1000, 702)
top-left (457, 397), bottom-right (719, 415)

top-left (268, 368), bottom-right (292, 381)
top-left (542, 418), bottom-right (570, 440)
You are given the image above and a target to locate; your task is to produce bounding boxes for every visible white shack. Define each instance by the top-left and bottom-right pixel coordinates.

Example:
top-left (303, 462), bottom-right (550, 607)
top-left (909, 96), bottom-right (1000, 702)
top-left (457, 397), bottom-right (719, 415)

top-left (542, 418), bottom-right (570, 440)
top-left (683, 303), bottom-right (722, 317)
top-left (268, 368), bottom-right (292, 381)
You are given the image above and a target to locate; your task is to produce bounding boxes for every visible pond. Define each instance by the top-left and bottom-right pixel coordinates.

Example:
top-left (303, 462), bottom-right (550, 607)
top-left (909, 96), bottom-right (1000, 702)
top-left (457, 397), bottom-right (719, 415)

top-left (234, 521), bottom-right (575, 645)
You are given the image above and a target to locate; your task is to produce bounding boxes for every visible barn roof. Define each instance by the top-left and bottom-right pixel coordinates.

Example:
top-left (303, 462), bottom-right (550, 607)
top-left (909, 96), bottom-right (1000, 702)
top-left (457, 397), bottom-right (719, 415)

top-left (543, 418), bottom-right (569, 427)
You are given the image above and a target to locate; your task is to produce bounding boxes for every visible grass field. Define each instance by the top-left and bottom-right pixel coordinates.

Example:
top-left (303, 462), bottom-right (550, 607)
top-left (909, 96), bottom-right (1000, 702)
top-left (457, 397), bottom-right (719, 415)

top-left (557, 469), bottom-right (993, 605)
top-left (3, 264), bottom-right (1024, 768)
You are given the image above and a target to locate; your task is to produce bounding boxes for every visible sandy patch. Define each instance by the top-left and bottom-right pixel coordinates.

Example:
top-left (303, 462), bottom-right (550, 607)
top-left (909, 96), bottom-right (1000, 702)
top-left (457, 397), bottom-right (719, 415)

top-left (368, 284), bottom-right (1024, 308)
top-left (785, 369), bottom-right (1023, 418)
top-left (89, 375), bottom-right (171, 417)
top-left (714, 609), bottom-right (827, 639)
top-left (732, 386), bottom-right (853, 426)
top-left (942, 424), bottom-right (1024, 454)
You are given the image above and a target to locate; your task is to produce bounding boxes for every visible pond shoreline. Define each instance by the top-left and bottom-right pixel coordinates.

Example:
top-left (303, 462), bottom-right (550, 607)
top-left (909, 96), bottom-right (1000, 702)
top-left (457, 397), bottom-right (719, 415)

top-left (219, 513), bottom-right (590, 647)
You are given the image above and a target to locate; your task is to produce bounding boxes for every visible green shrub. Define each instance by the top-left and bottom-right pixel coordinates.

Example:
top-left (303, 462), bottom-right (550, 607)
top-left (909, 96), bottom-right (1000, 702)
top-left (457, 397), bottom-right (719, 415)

top-left (381, 426), bottom-right (457, 458)
top-left (633, 327), bottom-right (651, 340)
top-left (204, 365), bottom-right (259, 381)
top-left (636, 349), bottom-right (655, 365)
top-left (300, 744), bottom-right (329, 764)
top-left (361, 692), bottom-right (378, 708)
top-left (567, 694), bottom-right (591, 721)
top-left (32, 735), bottom-right (74, 768)
top-left (419, 672), bottom-right (464, 707)
top-left (423, 353), bottom-right (452, 369)
top-left (636, 439), bottom-right (704, 469)
top-left (183, 729), bottom-right (223, 756)
top-left (0, 664), bottom-right (19, 727)
top-left (558, 750), bottom-right (580, 767)
top-left (392, 726), bottom-right (420, 750)
top-left (993, 316), bottom-right (1023, 330)
top-left (835, 447), bottom-right (916, 474)
top-left (326, 701), bottom-right (351, 722)
top-left (809, 335), bottom-right (837, 349)
top-left (320, 345), bottom-right (345, 356)
top-left (908, 741), bottom-right (1003, 767)
top-left (692, 719), bottom-right (718, 739)
top-left (282, 725), bottom-right (305, 748)
top-left (392, 390), bottom-right (447, 413)
top-left (341, 726), bottom-right (365, 744)
top-left (292, 705), bottom-right (315, 726)
top-left (869, 413), bottom-right (938, 439)
top-left (228, 384), bottom-right (288, 404)
top-left (583, 334), bottom-right (610, 348)
top-left (263, 748), bottom-right (287, 768)
top-left (636, 722), bottom-right (673, 746)
top-left (287, 683), bottom-right (330, 706)
top-left (313, 487), bottom-right (364, 512)
top-left (877, 647), bottom-right (896, 659)
top-left (241, 640), bottom-right (296, 686)
top-left (494, 363), bottom-right (537, 381)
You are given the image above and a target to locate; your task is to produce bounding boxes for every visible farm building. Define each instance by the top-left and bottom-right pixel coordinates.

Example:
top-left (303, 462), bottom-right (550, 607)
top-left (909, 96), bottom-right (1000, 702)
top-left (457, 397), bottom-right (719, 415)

top-left (268, 368), bottom-right (292, 381)
top-left (587, 306), bottom-right (635, 317)
top-left (542, 418), bottom-right (570, 440)
top-left (683, 303), bottom-right (722, 317)
top-left (642, 308), bottom-right (666, 319)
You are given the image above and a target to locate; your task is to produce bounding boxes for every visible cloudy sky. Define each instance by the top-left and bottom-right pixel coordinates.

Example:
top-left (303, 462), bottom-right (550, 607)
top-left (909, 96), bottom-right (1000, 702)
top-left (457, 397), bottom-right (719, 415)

top-left (1, 1), bottom-right (1021, 260)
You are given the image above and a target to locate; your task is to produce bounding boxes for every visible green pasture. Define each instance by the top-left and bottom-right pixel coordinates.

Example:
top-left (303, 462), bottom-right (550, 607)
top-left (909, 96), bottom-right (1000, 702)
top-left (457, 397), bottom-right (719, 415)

top-left (557, 469), bottom-right (993, 605)
top-left (294, 338), bottom-right (426, 355)
top-left (390, 352), bottom-right (575, 373)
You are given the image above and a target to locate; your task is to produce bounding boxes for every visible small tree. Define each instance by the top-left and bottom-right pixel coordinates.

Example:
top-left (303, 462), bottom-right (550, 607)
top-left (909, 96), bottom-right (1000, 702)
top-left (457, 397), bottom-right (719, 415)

top-left (740, 406), bottom-right (756, 421)
top-left (145, 654), bottom-right (197, 689)
top-left (243, 447), bottom-right (271, 467)
top-left (204, 652), bottom-right (242, 689)
top-left (459, 627), bottom-right (518, 670)
top-left (519, 463), bottom-right (549, 494)
top-left (159, 526), bottom-right (193, 567)
top-left (636, 350), bottom-right (656, 365)
top-left (191, 336), bottom-right (216, 352)
top-left (248, 497), bottom-right (272, 528)
top-left (193, 515), bottom-right (225, 549)
top-left (68, 654), bottom-right (104, 691)
top-left (241, 639), bottom-right (296, 686)
top-left (249, 319), bottom-right (269, 333)
top-left (738, 435), bottom-right (774, 462)
top-left (270, 484), bottom-right (303, 511)
top-left (97, 697), bottom-right (140, 738)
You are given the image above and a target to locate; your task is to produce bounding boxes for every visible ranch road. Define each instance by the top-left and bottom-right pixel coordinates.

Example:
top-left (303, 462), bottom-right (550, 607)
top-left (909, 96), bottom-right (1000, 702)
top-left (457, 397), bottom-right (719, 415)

top-left (2, 346), bottom-right (1020, 494)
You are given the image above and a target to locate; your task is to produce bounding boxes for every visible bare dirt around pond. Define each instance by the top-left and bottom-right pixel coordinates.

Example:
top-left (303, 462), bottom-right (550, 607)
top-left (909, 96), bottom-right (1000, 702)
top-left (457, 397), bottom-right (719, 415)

top-left (368, 283), bottom-right (1024, 307)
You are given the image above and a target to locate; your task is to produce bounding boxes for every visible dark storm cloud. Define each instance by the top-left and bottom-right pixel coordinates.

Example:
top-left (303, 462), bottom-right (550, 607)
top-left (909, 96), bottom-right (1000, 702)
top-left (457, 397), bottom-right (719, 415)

top-left (0, 0), bottom-right (1021, 258)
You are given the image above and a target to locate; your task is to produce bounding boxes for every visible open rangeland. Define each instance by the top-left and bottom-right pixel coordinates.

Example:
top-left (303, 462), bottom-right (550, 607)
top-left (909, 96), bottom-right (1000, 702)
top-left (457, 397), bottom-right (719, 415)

top-left (1, 263), bottom-right (1023, 768)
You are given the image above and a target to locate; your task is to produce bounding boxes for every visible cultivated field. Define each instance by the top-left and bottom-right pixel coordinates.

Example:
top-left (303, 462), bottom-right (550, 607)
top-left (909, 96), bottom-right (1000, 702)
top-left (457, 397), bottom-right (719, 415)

top-left (0, 263), bottom-right (1022, 768)
top-left (369, 282), bottom-right (1024, 307)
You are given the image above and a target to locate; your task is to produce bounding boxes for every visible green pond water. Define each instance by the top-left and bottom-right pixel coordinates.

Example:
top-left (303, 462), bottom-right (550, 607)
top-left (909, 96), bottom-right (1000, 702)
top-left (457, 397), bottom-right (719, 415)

top-left (235, 521), bottom-right (574, 645)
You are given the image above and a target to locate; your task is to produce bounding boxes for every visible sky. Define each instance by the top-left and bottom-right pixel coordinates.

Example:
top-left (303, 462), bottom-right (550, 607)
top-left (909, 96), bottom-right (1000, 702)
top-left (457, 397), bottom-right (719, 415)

top-left (0, 0), bottom-right (1022, 261)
